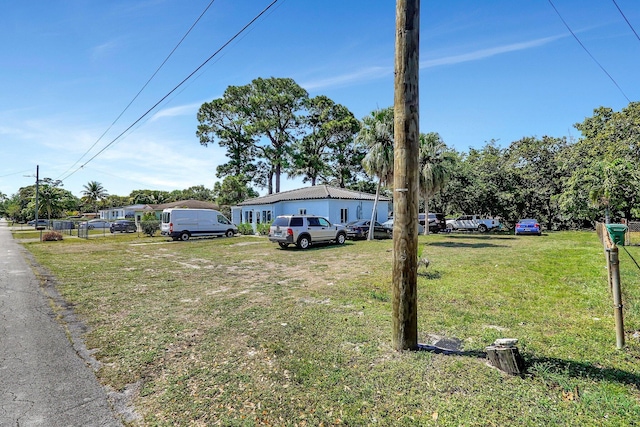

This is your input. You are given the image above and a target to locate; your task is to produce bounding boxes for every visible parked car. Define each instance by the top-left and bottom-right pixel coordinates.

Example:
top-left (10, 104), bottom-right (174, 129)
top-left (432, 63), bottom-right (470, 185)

top-left (515, 219), bottom-right (541, 236)
top-left (446, 215), bottom-right (501, 232)
top-left (110, 220), bottom-right (137, 233)
top-left (268, 214), bottom-right (346, 249)
top-left (381, 218), bottom-right (425, 234)
top-left (80, 219), bottom-right (111, 230)
top-left (27, 219), bottom-right (49, 227)
top-left (345, 220), bottom-right (391, 240)
top-left (418, 213), bottom-right (447, 233)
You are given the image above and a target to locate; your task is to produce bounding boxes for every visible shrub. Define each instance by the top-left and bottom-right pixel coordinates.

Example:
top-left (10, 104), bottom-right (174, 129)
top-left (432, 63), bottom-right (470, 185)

top-left (256, 221), bottom-right (272, 235)
top-left (237, 223), bottom-right (254, 235)
top-left (141, 220), bottom-right (160, 237)
top-left (42, 231), bottom-right (63, 241)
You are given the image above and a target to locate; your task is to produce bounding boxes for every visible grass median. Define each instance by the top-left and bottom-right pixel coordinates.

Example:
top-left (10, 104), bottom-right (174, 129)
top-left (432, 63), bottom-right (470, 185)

top-left (23, 231), bottom-right (640, 426)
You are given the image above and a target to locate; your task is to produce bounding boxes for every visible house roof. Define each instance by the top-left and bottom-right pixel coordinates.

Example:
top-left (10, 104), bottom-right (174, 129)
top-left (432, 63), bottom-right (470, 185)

top-left (236, 185), bottom-right (390, 206)
top-left (148, 200), bottom-right (219, 210)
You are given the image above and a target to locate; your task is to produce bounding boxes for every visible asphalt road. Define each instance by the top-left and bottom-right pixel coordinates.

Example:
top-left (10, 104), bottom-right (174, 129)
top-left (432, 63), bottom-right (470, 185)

top-left (0, 220), bottom-right (123, 427)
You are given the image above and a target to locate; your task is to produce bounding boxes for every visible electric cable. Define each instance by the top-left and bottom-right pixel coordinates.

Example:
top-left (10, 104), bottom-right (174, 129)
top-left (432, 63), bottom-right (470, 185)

top-left (622, 245), bottom-right (640, 272)
top-left (547, 0), bottom-right (631, 103)
top-left (59, 0), bottom-right (280, 183)
top-left (612, 0), bottom-right (640, 43)
top-left (57, 0), bottom-right (217, 180)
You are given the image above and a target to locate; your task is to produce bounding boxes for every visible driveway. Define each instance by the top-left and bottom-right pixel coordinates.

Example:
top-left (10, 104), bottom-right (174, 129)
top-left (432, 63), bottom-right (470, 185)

top-left (0, 219), bottom-right (123, 426)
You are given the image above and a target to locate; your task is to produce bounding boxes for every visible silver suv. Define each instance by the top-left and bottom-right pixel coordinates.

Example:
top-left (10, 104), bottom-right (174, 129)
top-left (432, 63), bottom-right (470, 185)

top-left (268, 215), bottom-right (347, 249)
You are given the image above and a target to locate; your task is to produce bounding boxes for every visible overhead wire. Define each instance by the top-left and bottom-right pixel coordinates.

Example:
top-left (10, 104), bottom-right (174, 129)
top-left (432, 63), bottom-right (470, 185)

top-left (612, 0), bottom-right (640, 42)
top-left (57, 0), bottom-right (217, 180)
top-left (142, 0), bottom-right (288, 116)
top-left (547, 0), bottom-right (631, 103)
top-left (59, 0), bottom-right (280, 183)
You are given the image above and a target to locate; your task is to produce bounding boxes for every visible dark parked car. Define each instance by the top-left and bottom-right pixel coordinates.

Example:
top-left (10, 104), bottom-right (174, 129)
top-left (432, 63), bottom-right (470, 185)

top-left (515, 219), bottom-right (541, 236)
top-left (345, 220), bottom-right (391, 240)
top-left (110, 220), bottom-right (137, 233)
top-left (27, 219), bottom-right (49, 227)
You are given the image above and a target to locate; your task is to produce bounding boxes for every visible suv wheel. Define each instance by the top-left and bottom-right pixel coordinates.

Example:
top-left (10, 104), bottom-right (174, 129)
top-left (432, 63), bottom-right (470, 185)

top-left (297, 235), bottom-right (311, 249)
top-left (336, 232), bottom-right (346, 245)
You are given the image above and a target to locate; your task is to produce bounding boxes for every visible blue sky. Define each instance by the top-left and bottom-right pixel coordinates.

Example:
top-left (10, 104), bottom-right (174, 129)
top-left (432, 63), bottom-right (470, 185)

top-left (2, 0), bottom-right (639, 199)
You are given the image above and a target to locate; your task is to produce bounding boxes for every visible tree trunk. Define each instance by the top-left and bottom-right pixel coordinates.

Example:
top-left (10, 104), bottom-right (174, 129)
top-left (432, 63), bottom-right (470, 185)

top-left (275, 163), bottom-right (281, 193)
top-left (368, 179), bottom-right (381, 240)
top-left (423, 197), bottom-right (430, 235)
top-left (392, 0), bottom-right (420, 352)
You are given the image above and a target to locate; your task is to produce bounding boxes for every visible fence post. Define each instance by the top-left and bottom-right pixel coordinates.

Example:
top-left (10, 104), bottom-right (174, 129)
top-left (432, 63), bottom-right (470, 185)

top-left (608, 245), bottom-right (625, 349)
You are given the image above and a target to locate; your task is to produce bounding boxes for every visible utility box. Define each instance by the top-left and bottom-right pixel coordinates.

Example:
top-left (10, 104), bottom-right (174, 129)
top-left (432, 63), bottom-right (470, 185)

top-left (605, 224), bottom-right (628, 246)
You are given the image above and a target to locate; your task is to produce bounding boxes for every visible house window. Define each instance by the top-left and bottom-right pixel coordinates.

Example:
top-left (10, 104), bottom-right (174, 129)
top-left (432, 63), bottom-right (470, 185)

top-left (299, 208), bottom-right (307, 215)
top-left (244, 210), bottom-right (253, 224)
top-left (340, 208), bottom-right (348, 224)
top-left (262, 211), bottom-right (272, 223)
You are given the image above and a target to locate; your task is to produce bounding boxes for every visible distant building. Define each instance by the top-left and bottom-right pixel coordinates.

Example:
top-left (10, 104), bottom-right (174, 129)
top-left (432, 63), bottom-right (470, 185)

top-left (100, 200), bottom-right (219, 224)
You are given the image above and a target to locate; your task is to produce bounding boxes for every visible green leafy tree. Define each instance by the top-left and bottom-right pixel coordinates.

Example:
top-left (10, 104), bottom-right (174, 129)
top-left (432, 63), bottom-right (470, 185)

top-left (130, 190), bottom-right (171, 205)
top-left (247, 77), bottom-right (308, 194)
top-left (358, 107), bottom-right (394, 240)
top-left (504, 136), bottom-right (569, 229)
top-left (213, 175), bottom-right (258, 208)
top-left (104, 195), bottom-right (133, 208)
top-left (198, 77), bottom-right (308, 194)
top-left (197, 86), bottom-right (258, 182)
top-left (560, 102), bottom-right (640, 223)
top-left (169, 185), bottom-right (215, 202)
top-left (290, 96), bottom-right (361, 187)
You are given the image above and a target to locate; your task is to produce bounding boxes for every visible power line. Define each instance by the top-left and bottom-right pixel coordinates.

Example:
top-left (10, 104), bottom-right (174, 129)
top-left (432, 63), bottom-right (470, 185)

top-left (57, 0), bottom-right (217, 180)
top-left (612, 0), bottom-right (640, 43)
top-left (60, 0), bottom-right (280, 183)
top-left (547, 0), bottom-right (631, 103)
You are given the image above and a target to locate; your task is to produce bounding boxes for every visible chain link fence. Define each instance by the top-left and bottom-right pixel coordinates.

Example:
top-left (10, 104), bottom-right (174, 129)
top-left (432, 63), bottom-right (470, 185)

top-left (625, 221), bottom-right (640, 246)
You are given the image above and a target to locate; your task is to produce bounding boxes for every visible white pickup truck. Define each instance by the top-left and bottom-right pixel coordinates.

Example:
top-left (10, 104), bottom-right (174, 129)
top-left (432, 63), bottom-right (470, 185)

top-left (445, 215), bottom-right (501, 232)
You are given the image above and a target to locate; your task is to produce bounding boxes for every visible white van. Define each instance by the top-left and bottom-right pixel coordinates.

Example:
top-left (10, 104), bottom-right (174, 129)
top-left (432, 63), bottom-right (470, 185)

top-left (160, 208), bottom-right (238, 241)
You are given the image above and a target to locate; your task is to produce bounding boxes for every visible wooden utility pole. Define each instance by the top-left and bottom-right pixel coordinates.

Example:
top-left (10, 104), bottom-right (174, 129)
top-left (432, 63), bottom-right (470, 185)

top-left (392, 0), bottom-right (420, 351)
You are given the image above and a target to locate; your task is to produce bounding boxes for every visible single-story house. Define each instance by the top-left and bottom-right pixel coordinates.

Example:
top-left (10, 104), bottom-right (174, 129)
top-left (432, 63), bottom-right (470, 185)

top-left (101, 200), bottom-right (219, 224)
top-left (134, 200), bottom-right (220, 221)
top-left (99, 204), bottom-right (147, 220)
top-left (231, 185), bottom-right (391, 231)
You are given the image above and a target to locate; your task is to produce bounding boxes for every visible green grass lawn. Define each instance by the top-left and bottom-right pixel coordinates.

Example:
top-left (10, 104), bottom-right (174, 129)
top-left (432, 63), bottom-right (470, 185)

top-left (22, 231), bottom-right (640, 426)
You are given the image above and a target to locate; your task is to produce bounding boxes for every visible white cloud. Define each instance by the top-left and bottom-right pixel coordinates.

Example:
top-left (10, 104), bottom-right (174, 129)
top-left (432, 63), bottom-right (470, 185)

top-left (300, 35), bottom-right (565, 92)
top-left (301, 66), bottom-right (392, 91)
top-left (90, 40), bottom-right (120, 61)
top-left (150, 102), bottom-right (203, 122)
top-left (420, 35), bottom-right (565, 68)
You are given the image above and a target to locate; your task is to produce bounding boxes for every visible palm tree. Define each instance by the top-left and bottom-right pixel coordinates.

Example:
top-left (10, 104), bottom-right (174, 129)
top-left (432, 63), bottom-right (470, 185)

top-left (38, 184), bottom-right (65, 222)
top-left (81, 181), bottom-right (108, 215)
top-left (419, 132), bottom-right (455, 235)
top-left (358, 107), bottom-right (394, 240)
